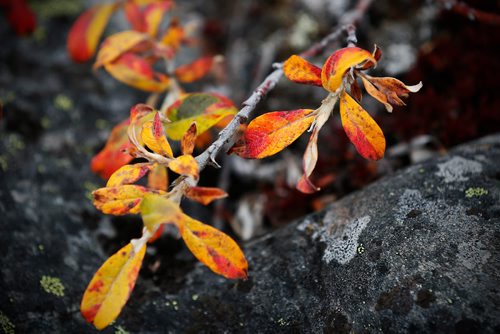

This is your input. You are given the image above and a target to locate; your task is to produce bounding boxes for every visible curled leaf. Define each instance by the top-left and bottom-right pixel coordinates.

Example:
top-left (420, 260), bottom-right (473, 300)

top-left (91, 119), bottom-right (133, 180)
top-left (81, 243), bottom-right (146, 330)
top-left (180, 215), bottom-right (248, 279)
top-left (185, 186), bottom-right (228, 205)
top-left (168, 154), bottom-right (199, 180)
top-left (321, 47), bottom-right (376, 93)
top-left (361, 75), bottom-right (423, 112)
top-left (141, 112), bottom-right (173, 157)
top-left (340, 91), bottom-right (386, 160)
top-left (165, 93), bottom-right (237, 140)
top-left (174, 56), bottom-right (214, 83)
top-left (230, 109), bottom-right (315, 159)
top-left (67, 3), bottom-right (116, 62)
top-left (106, 163), bottom-right (153, 187)
top-left (94, 30), bottom-right (151, 69)
top-left (283, 55), bottom-right (322, 86)
top-left (181, 122), bottom-right (197, 155)
top-left (93, 185), bottom-right (157, 215)
top-left (140, 194), bottom-right (183, 231)
top-left (104, 52), bottom-right (170, 92)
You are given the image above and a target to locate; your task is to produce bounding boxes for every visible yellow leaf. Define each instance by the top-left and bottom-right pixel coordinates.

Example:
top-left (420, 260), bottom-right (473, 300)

top-left (147, 163), bottom-right (168, 191)
top-left (93, 185), bottom-right (163, 215)
top-left (339, 91), bottom-right (386, 160)
top-left (180, 215), bottom-right (248, 279)
top-left (141, 112), bottom-right (173, 157)
top-left (81, 243), bottom-right (146, 330)
top-left (106, 163), bottom-right (153, 187)
top-left (181, 122), bottom-right (197, 155)
top-left (168, 154), bottom-right (199, 180)
top-left (140, 194), bottom-right (183, 231)
top-left (94, 30), bottom-right (151, 69)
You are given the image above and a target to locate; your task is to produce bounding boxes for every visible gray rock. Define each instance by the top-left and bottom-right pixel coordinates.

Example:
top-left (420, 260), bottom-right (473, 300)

top-left (1, 126), bottom-right (499, 333)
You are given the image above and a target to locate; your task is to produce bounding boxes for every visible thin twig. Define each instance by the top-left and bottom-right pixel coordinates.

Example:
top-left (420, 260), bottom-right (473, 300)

top-left (438, 0), bottom-right (500, 25)
top-left (195, 0), bottom-right (374, 170)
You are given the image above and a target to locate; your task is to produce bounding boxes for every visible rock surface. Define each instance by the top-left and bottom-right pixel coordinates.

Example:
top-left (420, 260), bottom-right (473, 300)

top-left (2, 124), bottom-right (500, 334)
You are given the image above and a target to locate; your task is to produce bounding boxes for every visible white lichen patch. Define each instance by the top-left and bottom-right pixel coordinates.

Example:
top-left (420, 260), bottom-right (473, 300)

top-left (394, 189), bottom-right (424, 225)
top-left (457, 241), bottom-right (491, 270)
top-left (299, 214), bottom-right (370, 265)
top-left (435, 156), bottom-right (482, 183)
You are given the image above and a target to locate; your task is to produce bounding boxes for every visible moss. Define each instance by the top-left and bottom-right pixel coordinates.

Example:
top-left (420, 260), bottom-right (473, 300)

top-left (277, 318), bottom-right (289, 326)
top-left (0, 156), bottom-right (8, 172)
top-left (54, 94), bottom-right (74, 111)
top-left (0, 311), bottom-right (15, 334)
top-left (465, 187), bottom-right (488, 198)
top-left (40, 276), bottom-right (65, 297)
top-left (191, 294), bottom-right (199, 301)
top-left (357, 244), bottom-right (365, 255)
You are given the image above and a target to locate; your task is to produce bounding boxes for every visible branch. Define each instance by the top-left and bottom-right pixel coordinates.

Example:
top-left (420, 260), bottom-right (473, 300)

top-left (195, 0), bottom-right (374, 170)
top-left (438, 0), bottom-right (500, 25)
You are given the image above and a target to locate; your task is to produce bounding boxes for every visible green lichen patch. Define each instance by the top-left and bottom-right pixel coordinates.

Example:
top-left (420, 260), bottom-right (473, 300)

top-left (54, 94), bottom-right (74, 111)
top-left (0, 311), bottom-right (15, 334)
top-left (465, 187), bottom-right (488, 198)
top-left (40, 275), bottom-right (65, 297)
top-left (357, 244), bottom-right (365, 255)
top-left (114, 325), bottom-right (129, 334)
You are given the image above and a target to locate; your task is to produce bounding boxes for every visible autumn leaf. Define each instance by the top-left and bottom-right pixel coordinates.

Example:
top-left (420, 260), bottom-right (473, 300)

top-left (93, 185), bottom-right (159, 215)
top-left (124, 1), bottom-right (147, 32)
top-left (143, 1), bottom-right (173, 37)
top-left (147, 163), bottom-right (168, 191)
top-left (106, 163), bottom-right (153, 187)
top-left (339, 91), bottom-right (385, 160)
top-left (94, 30), bottom-right (151, 69)
top-left (141, 112), bottom-right (173, 157)
top-left (185, 186), bottom-right (227, 205)
top-left (104, 52), bottom-right (170, 92)
top-left (230, 109), bottom-right (315, 159)
top-left (160, 17), bottom-right (184, 52)
top-left (140, 194), bottom-right (183, 231)
top-left (67, 3), bottom-right (116, 62)
top-left (165, 93), bottom-right (237, 140)
top-left (174, 56), bottom-right (214, 83)
top-left (181, 122), bottom-right (197, 155)
top-left (81, 243), bottom-right (146, 330)
top-left (130, 103), bottom-right (155, 124)
top-left (91, 119), bottom-right (133, 180)
top-left (361, 75), bottom-right (422, 112)
top-left (180, 215), bottom-right (248, 279)
top-left (283, 55), bottom-right (322, 86)
top-left (321, 47), bottom-right (376, 93)
top-left (168, 154), bottom-right (199, 180)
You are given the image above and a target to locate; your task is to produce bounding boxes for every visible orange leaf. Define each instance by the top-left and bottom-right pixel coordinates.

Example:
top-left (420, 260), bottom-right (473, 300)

top-left (168, 154), bottom-right (199, 180)
top-left (359, 44), bottom-right (382, 70)
top-left (147, 163), bottom-right (168, 191)
top-left (230, 109), bottom-right (315, 159)
top-left (148, 224), bottom-right (165, 243)
top-left (361, 75), bottom-right (422, 112)
top-left (91, 119), bottom-right (133, 180)
top-left (106, 163), bottom-right (153, 187)
top-left (67, 3), bottom-right (116, 62)
top-left (174, 56), bottom-right (214, 83)
top-left (81, 243), bottom-right (146, 330)
top-left (185, 186), bottom-right (227, 205)
top-left (140, 194), bottom-right (183, 231)
top-left (93, 185), bottom-right (159, 215)
top-left (143, 2), bottom-right (173, 37)
top-left (283, 55), bottom-right (322, 86)
top-left (141, 112), bottom-right (173, 157)
top-left (181, 122), bottom-right (197, 155)
top-left (124, 1), bottom-right (147, 32)
top-left (160, 17), bottom-right (184, 52)
top-left (321, 47), bottom-right (376, 93)
top-left (104, 52), bottom-right (170, 92)
top-left (130, 103), bottom-right (155, 124)
top-left (180, 215), bottom-right (248, 279)
top-left (339, 91), bottom-right (386, 160)
top-left (94, 30), bottom-right (151, 69)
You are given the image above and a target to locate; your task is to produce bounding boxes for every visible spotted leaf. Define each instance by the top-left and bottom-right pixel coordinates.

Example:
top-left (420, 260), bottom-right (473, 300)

top-left (185, 187), bottom-right (227, 205)
top-left (141, 112), bottom-right (173, 157)
top-left (180, 215), bottom-right (248, 279)
top-left (230, 109), bottom-right (315, 159)
top-left (94, 30), bottom-right (151, 69)
top-left (106, 163), bottom-right (153, 187)
top-left (283, 55), bottom-right (322, 86)
top-left (168, 154), bottom-right (199, 180)
top-left (81, 243), bottom-right (146, 330)
top-left (93, 185), bottom-right (159, 215)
